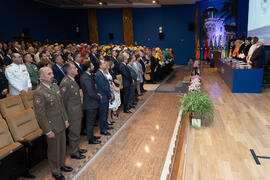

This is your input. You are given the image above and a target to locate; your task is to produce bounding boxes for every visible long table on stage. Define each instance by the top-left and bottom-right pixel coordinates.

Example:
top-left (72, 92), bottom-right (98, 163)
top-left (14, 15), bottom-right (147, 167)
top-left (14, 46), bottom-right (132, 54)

top-left (217, 59), bottom-right (264, 93)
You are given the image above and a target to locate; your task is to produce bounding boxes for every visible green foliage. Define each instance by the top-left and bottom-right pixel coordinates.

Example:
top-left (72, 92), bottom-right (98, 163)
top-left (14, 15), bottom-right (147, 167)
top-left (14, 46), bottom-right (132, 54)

top-left (181, 90), bottom-right (214, 122)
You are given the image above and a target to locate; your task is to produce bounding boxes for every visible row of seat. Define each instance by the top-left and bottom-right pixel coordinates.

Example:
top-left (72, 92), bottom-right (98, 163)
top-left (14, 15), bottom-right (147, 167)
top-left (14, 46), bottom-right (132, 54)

top-left (0, 92), bottom-right (47, 180)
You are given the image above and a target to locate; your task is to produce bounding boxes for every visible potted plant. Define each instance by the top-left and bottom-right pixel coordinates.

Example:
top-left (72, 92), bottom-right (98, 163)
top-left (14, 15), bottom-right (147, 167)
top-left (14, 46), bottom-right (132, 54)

top-left (181, 90), bottom-right (214, 128)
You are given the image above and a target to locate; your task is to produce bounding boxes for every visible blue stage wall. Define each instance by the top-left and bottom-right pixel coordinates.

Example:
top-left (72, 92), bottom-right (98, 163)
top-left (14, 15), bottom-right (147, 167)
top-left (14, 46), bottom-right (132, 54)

top-left (0, 0), bottom-right (89, 44)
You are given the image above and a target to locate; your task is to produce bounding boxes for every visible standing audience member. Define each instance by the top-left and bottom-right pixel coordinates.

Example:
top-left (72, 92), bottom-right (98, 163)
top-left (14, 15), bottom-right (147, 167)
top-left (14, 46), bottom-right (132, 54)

top-left (127, 55), bottom-right (138, 107)
top-left (80, 61), bottom-right (102, 144)
top-left (5, 53), bottom-right (32, 95)
top-left (24, 53), bottom-right (39, 90)
top-left (104, 61), bottom-right (121, 124)
top-left (119, 55), bottom-right (133, 113)
top-left (60, 62), bottom-right (87, 160)
top-left (33, 67), bottom-right (72, 180)
top-left (52, 54), bottom-right (65, 85)
top-left (0, 69), bottom-right (8, 99)
top-left (95, 59), bottom-right (113, 136)
top-left (72, 52), bottom-right (83, 87)
top-left (90, 46), bottom-right (99, 72)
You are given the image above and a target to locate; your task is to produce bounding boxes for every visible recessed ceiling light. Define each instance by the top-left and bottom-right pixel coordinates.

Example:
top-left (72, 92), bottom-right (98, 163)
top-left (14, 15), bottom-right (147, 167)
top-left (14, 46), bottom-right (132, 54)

top-left (98, 2), bottom-right (103, 5)
top-left (152, 0), bottom-right (156, 3)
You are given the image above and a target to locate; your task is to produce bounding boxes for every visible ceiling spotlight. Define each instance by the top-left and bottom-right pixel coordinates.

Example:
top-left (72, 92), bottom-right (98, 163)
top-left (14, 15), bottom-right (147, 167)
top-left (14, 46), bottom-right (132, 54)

top-left (98, 2), bottom-right (103, 5)
top-left (152, 0), bottom-right (156, 3)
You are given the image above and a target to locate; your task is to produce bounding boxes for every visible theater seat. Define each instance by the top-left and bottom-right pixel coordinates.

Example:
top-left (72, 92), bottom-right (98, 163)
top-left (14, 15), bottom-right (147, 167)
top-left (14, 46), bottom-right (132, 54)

top-left (6, 108), bottom-right (47, 170)
top-left (0, 95), bottom-right (25, 119)
top-left (0, 118), bottom-right (27, 180)
top-left (20, 91), bottom-right (34, 109)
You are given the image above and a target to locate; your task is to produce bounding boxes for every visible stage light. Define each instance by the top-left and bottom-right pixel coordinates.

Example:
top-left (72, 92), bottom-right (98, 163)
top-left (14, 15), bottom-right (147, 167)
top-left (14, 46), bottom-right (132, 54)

top-left (152, 0), bottom-right (156, 3)
top-left (98, 2), bottom-right (103, 5)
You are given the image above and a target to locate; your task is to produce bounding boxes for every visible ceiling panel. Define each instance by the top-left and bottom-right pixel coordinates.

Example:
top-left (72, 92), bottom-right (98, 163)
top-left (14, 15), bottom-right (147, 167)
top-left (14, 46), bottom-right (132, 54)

top-left (35, 0), bottom-right (196, 8)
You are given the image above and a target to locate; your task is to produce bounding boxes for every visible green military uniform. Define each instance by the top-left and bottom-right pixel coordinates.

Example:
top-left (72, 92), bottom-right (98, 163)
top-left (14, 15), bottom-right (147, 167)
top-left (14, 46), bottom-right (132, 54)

top-left (60, 75), bottom-right (82, 156)
top-left (33, 83), bottom-right (68, 175)
top-left (25, 63), bottom-right (39, 90)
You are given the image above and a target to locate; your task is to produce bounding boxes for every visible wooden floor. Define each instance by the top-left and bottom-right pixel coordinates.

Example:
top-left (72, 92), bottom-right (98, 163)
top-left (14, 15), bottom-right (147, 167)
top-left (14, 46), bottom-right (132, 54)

top-left (77, 93), bottom-right (180, 180)
top-left (184, 67), bottom-right (270, 180)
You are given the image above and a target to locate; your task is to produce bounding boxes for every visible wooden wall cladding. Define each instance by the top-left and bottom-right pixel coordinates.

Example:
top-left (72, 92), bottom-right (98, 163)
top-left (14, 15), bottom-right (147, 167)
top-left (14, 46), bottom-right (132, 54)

top-left (122, 8), bottom-right (134, 45)
top-left (87, 8), bottom-right (99, 44)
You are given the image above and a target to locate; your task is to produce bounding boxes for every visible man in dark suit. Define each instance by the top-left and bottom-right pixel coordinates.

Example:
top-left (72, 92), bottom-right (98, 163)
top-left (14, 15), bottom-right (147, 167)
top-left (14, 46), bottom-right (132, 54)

top-left (251, 39), bottom-right (265, 68)
top-left (111, 48), bottom-right (120, 75)
top-left (0, 69), bottom-right (8, 99)
top-left (150, 50), bottom-right (158, 83)
top-left (72, 52), bottom-right (83, 87)
top-left (4, 48), bottom-right (13, 66)
top-left (139, 51), bottom-right (146, 92)
top-left (80, 61), bottom-right (102, 144)
top-left (119, 55), bottom-right (133, 113)
top-left (95, 59), bottom-right (113, 136)
top-left (52, 54), bottom-right (65, 85)
top-left (90, 46), bottom-right (99, 73)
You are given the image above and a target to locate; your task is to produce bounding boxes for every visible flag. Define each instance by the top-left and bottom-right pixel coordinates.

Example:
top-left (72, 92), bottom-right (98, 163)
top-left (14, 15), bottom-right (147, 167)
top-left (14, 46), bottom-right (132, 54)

top-left (208, 37), bottom-right (213, 59)
top-left (225, 39), bottom-right (230, 58)
top-left (214, 36), bottom-right (217, 49)
top-left (203, 39), bottom-right (209, 60)
top-left (195, 39), bottom-right (200, 60)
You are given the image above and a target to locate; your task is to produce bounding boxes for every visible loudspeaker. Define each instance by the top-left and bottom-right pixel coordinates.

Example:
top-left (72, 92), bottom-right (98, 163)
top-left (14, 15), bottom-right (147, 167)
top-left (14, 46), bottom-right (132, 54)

top-left (109, 33), bottom-right (114, 40)
top-left (159, 32), bottom-right (164, 40)
top-left (22, 28), bottom-right (30, 36)
top-left (188, 22), bottom-right (195, 31)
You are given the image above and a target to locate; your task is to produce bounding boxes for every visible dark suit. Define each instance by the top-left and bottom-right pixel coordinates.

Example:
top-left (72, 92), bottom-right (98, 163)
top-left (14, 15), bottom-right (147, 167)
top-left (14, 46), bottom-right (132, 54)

top-left (127, 65), bottom-right (137, 105)
top-left (95, 69), bottom-right (111, 132)
top-left (119, 62), bottom-right (132, 111)
top-left (112, 57), bottom-right (120, 75)
top-left (80, 72), bottom-right (100, 140)
top-left (73, 61), bottom-right (83, 88)
top-left (139, 58), bottom-right (146, 92)
top-left (4, 55), bottom-right (12, 66)
top-left (90, 53), bottom-right (99, 73)
top-left (150, 56), bottom-right (158, 82)
top-left (251, 46), bottom-right (265, 68)
top-left (52, 64), bottom-right (65, 85)
top-left (0, 69), bottom-right (8, 99)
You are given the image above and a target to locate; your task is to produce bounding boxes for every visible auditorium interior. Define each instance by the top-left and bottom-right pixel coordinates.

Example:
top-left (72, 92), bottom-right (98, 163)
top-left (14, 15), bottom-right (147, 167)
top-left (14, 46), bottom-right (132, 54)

top-left (1, 0), bottom-right (270, 180)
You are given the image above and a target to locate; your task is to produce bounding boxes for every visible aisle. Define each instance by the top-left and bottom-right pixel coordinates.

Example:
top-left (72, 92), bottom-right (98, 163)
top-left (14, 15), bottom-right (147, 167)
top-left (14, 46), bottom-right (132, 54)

top-left (184, 67), bottom-right (270, 180)
top-left (76, 93), bottom-right (180, 180)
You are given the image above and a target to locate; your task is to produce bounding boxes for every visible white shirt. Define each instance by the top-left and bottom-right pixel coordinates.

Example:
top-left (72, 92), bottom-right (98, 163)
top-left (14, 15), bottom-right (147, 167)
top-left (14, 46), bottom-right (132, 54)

top-left (5, 63), bottom-right (32, 95)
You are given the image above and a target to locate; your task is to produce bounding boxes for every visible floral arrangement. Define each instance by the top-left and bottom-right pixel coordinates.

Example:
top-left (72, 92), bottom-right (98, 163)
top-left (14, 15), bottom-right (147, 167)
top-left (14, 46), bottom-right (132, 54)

top-left (188, 75), bottom-right (201, 92)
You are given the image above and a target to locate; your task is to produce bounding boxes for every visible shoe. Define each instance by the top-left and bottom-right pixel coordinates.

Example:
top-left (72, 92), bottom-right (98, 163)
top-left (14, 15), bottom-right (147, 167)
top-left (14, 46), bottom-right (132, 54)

top-left (106, 126), bottom-right (114, 130)
top-left (70, 154), bottom-right (85, 159)
top-left (60, 166), bottom-right (73, 172)
top-left (52, 173), bottom-right (65, 180)
top-left (124, 110), bottom-right (132, 113)
top-left (94, 124), bottom-right (98, 127)
top-left (88, 139), bottom-right (101, 144)
top-left (80, 132), bottom-right (86, 136)
top-left (143, 90), bottom-right (147, 92)
top-left (79, 149), bottom-right (87, 154)
top-left (94, 136), bottom-right (101, 140)
top-left (100, 131), bottom-right (111, 136)
top-left (107, 122), bottom-right (114, 125)
top-left (110, 121), bottom-right (116, 123)
top-left (129, 105), bottom-right (135, 108)
top-left (133, 102), bottom-right (137, 105)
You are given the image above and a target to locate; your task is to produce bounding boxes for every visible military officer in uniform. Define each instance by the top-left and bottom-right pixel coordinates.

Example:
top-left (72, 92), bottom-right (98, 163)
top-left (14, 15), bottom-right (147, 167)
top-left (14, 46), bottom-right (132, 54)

top-left (60, 62), bottom-right (87, 159)
top-left (5, 53), bottom-right (32, 95)
top-left (33, 67), bottom-right (73, 180)
top-left (23, 53), bottom-right (39, 90)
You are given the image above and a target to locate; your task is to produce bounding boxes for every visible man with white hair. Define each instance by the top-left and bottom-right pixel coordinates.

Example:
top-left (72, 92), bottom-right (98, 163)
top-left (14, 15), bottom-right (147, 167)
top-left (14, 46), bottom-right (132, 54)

top-left (250, 39), bottom-right (265, 68)
top-left (246, 36), bottom-right (259, 64)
